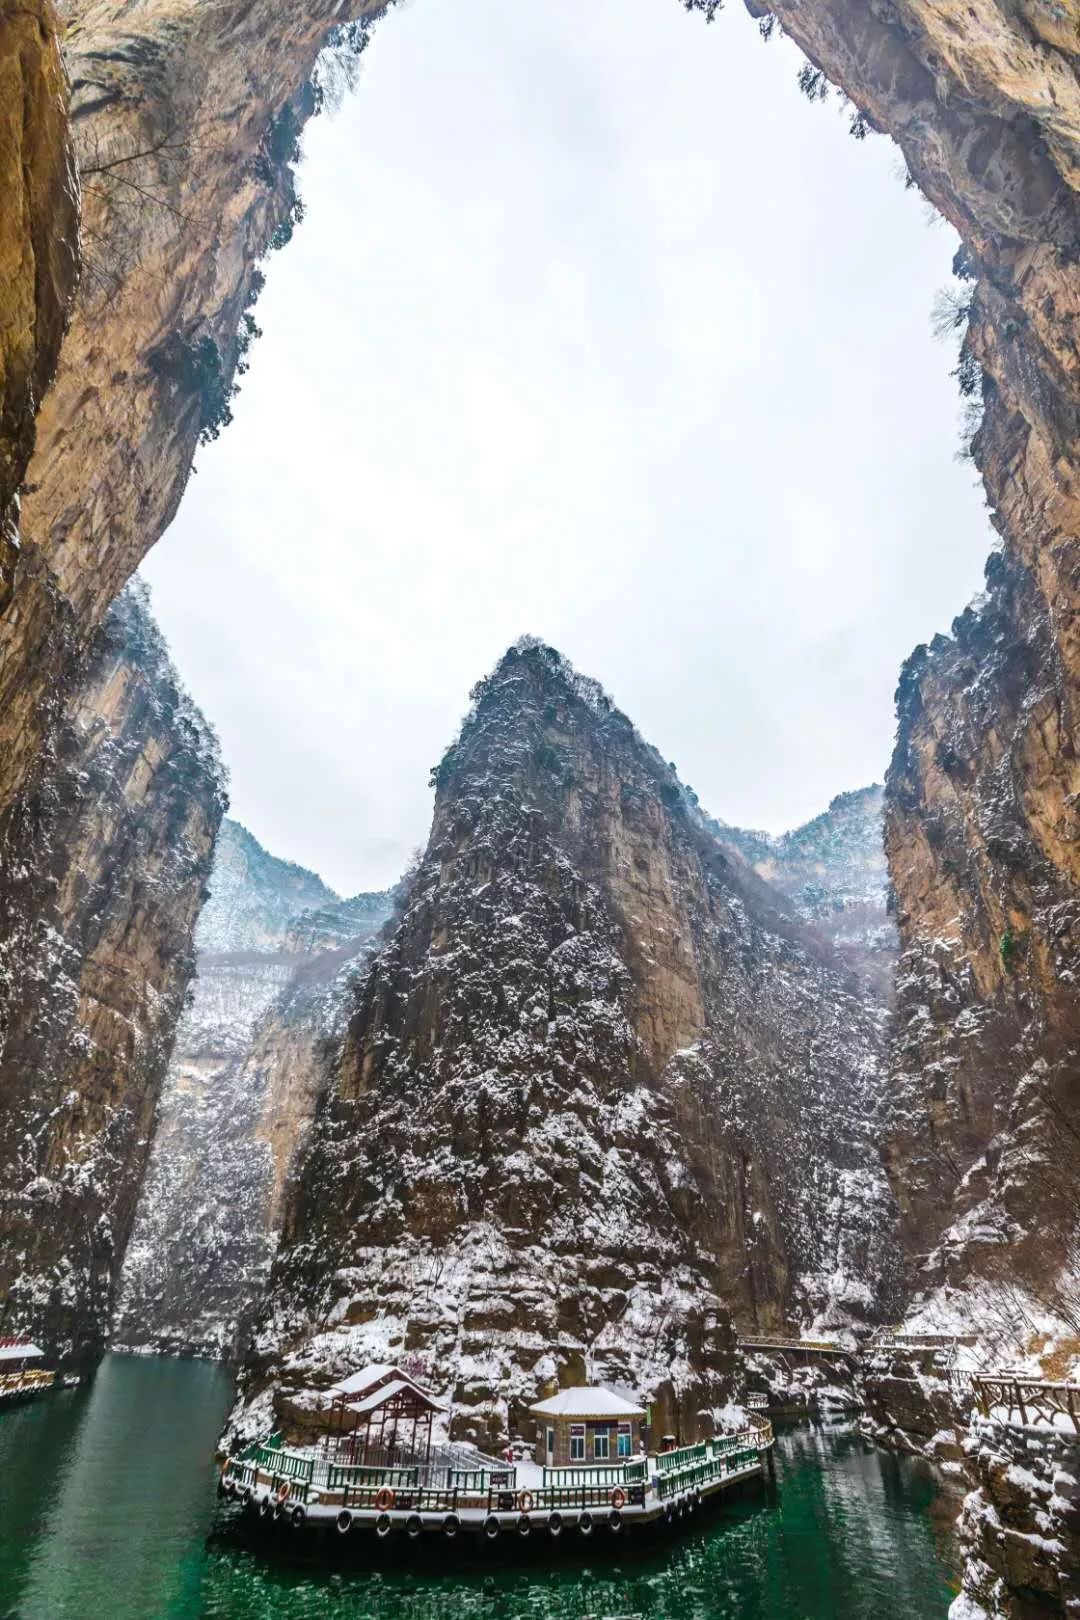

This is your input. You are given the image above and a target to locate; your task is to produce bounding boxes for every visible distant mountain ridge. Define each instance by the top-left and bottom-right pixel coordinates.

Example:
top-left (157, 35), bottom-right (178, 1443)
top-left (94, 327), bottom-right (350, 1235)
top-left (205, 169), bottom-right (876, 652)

top-left (114, 819), bottom-right (394, 1359)
top-left (718, 786), bottom-right (896, 1001)
top-left (196, 820), bottom-right (340, 954)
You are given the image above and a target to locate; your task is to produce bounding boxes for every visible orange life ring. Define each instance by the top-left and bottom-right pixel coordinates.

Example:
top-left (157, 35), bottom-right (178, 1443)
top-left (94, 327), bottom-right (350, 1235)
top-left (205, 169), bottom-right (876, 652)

top-left (276, 1481), bottom-right (290, 1505)
top-left (516, 1489), bottom-right (534, 1513)
top-left (374, 1486), bottom-right (396, 1512)
top-left (610, 1486), bottom-right (626, 1510)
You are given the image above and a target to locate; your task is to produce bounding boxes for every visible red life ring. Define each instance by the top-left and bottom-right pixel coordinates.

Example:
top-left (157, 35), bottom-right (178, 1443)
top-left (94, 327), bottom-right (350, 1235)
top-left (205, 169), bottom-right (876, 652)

top-left (610, 1486), bottom-right (627, 1510)
top-left (374, 1486), bottom-right (396, 1512)
top-left (516, 1489), bottom-right (534, 1513)
top-left (276, 1481), bottom-right (290, 1505)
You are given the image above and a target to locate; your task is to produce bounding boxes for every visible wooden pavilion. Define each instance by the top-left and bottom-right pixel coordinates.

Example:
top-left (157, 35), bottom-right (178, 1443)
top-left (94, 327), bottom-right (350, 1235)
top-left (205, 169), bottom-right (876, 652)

top-left (323, 1363), bottom-right (446, 1466)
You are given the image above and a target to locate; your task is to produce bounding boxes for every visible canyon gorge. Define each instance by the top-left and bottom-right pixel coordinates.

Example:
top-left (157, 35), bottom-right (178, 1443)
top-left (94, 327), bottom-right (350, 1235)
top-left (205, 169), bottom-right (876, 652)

top-left (1, 0), bottom-right (1079, 1615)
top-left (113, 819), bottom-right (393, 1361)
top-left (234, 642), bottom-right (896, 1446)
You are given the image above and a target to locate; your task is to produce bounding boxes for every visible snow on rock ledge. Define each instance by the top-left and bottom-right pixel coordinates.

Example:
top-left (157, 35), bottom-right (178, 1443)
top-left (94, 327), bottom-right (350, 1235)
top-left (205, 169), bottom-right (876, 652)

top-left (234, 640), bottom-right (898, 1447)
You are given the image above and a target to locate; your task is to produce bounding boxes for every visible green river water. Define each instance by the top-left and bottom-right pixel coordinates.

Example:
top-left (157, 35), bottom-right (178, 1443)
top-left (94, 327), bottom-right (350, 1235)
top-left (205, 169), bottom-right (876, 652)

top-left (0, 1355), bottom-right (960, 1620)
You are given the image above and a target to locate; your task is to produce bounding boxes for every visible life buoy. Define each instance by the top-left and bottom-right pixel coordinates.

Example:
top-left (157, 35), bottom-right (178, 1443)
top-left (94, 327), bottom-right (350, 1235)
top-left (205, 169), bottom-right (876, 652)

top-left (610, 1486), bottom-right (626, 1510)
top-left (516, 1489), bottom-right (534, 1513)
top-left (374, 1486), bottom-right (395, 1512)
top-left (276, 1482), bottom-right (290, 1506)
top-left (578, 1511), bottom-right (593, 1537)
top-left (336, 1509), bottom-right (353, 1536)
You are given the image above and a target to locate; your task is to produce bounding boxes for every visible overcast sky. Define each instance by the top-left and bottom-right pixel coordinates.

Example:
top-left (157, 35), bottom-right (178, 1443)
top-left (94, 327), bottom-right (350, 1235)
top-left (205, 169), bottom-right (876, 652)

top-left (141, 0), bottom-right (993, 897)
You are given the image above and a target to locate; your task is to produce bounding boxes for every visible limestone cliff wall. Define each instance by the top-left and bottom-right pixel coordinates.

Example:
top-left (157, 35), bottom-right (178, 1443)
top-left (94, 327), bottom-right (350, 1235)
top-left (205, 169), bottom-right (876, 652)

top-left (0, 0), bottom-right (80, 835)
top-left (0, 0), bottom-right (1075, 1338)
top-left (0, 0), bottom-right (77, 596)
top-left (1, 0), bottom-right (1078, 1422)
top-left (711, 0), bottom-right (1080, 1312)
top-left (0, 582), bottom-right (225, 1364)
top-left (0, 0), bottom-right (389, 826)
top-left (885, 552), bottom-right (1080, 1317)
top-left (234, 643), bottom-right (893, 1448)
top-left (114, 821), bottom-right (392, 1360)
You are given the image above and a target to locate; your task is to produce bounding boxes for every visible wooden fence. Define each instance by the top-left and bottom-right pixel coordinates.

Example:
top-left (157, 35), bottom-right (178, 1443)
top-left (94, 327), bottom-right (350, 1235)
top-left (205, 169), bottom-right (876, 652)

top-left (972, 1375), bottom-right (1079, 1433)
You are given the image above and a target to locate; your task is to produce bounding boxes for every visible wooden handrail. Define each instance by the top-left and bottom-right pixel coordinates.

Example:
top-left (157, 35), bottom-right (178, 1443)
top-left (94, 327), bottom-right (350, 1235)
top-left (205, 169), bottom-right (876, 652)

top-left (738, 1336), bottom-right (851, 1355)
top-left (971, 1375), bottom-right (1080, 1434)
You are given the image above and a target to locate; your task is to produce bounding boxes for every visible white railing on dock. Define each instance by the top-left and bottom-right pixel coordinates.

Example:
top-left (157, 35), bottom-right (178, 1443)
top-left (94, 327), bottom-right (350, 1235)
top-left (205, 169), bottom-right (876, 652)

top-left (0, 1368), bottom-right (55, 1399)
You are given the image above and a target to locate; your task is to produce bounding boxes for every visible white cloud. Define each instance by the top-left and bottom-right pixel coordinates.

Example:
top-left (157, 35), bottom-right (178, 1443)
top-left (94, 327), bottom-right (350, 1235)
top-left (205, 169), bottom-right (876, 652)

top-left (142, 0), bottom-right (992, 894)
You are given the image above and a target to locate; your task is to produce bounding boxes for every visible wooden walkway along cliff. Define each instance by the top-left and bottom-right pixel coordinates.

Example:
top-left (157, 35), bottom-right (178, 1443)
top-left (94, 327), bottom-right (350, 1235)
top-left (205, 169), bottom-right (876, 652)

top-left (738, 1336), bottom-right (857, 1363)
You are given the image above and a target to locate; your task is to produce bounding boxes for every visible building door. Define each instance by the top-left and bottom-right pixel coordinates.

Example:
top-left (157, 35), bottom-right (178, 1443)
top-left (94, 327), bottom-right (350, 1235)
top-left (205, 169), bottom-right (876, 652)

top-left (546, 1427), bottom-right (555, 1466)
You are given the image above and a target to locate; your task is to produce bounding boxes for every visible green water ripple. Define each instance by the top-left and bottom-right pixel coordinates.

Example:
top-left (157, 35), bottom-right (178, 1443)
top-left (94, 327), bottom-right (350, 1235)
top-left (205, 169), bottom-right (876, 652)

top-left (0, 1356), bottom-right (959, 1620)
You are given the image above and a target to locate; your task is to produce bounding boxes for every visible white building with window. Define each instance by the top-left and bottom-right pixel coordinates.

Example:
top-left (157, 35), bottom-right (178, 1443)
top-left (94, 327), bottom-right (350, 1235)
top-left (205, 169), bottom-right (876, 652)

top-left (528, 1386), bottom-right (645, 1468)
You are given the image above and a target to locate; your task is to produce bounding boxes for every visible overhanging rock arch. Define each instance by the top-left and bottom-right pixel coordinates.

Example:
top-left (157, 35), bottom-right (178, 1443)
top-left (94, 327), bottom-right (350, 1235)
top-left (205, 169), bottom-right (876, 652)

top-left (0, 0), bottom-right (1078, 1325)
top-left (7, 0), bottom-right (1078, 821)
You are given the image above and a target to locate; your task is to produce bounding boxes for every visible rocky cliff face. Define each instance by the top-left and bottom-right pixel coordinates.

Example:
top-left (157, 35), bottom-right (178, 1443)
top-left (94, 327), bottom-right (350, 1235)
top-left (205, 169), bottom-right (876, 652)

top-left (0, 0), bottom-right (77, 604)
top-left (953, 1411), bottom-right (1080, 1620)
top-left (233, 642), bottom-right (894, 1446)
top-left (884, 554), bottom-right (1080, 1333)
top-left (113, 820), bottom-right (392, 1359)
top-left (722, 0), bottom-right (1080, 1331)
top-left (0, 582), bottom-right (225, 1364)
top-left (0, 0), bottom-right (391, 829)
top-left (0, 0), bottom-right (80, 841)
top-left (721, 785), bottom-right (896, 1001)
top-left (0, 0), bottom-right (1074, 1353)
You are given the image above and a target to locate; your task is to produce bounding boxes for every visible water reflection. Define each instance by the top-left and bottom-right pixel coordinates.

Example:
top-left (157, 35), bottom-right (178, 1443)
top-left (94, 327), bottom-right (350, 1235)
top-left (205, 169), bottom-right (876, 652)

top-left (2, 1356), bottom-right (233, 1620)
top-left (0, 1358), bottom-right (958, 1620)
top-left (200, 1417), bottom-right (959, 1619)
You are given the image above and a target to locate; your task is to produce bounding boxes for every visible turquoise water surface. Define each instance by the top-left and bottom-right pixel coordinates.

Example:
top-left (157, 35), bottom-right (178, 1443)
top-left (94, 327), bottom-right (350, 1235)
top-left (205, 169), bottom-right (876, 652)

top-left (0, 1355), bottom-right (960, 1619)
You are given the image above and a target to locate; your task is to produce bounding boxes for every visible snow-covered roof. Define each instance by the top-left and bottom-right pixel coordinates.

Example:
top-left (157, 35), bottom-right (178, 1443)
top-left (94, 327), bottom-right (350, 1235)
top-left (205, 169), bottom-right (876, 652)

top-left (0, 1342), bottom-right (44, 1361)
top-left (529, 1387), bottom-right (645, 1419)
top-left (345, 1378), bottom-right (447, 1416)
top-left (326, 1363), bottom-right (421, 1400)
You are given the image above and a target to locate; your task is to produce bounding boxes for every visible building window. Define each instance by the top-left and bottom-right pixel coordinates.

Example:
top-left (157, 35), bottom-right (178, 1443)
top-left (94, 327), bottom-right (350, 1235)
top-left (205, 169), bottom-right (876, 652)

top-left (617, 1424), bottom-right (632, 1458)
top-left (593, 1426), bottom-right (610, 1460)
top-left (569, 1425), bottom-right (585, 1461)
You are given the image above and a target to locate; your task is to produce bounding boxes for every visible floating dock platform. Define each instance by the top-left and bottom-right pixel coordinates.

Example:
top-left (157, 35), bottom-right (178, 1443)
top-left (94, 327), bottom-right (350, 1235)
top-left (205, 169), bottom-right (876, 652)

top-left (219, 1418), bottom-right (775, 1549)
